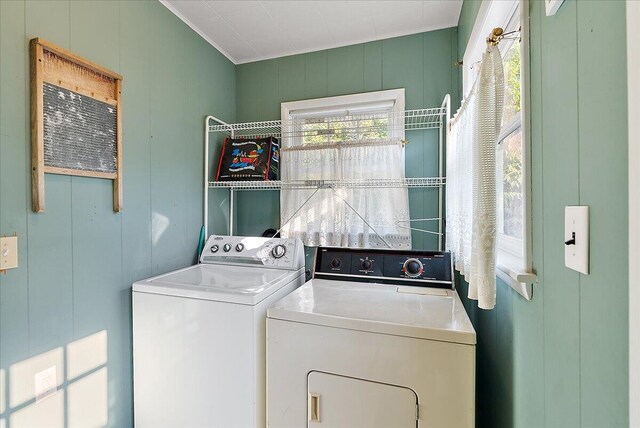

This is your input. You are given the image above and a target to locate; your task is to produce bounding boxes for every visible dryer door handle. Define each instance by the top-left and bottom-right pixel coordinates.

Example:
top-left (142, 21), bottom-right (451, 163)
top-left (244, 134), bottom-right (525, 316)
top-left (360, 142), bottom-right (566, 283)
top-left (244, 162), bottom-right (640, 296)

top-left (308, 393), bottom-right (320, 422)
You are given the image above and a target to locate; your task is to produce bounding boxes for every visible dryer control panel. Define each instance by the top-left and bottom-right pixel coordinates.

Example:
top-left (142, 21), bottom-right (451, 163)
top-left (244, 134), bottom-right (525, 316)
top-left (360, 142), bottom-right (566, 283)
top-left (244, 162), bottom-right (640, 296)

top-left (315, 247), bottom-right (453, 289)
top-left (200, 235), bottom-right (304, 270)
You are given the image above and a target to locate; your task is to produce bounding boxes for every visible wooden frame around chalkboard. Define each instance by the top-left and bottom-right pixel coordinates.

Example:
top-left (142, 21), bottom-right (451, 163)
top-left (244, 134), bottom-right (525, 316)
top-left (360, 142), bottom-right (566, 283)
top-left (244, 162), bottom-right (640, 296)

top-left (30, 38), bottom-right (123, 213)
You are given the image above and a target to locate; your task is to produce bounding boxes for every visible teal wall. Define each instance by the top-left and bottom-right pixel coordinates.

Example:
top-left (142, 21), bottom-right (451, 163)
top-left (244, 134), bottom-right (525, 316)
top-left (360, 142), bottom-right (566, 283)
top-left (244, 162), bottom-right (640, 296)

top-left (457, 0), bottom-right (629, 426)
top-left (0, 1), bottom-right (235, 426)
top-left (231, 28), bottom-right (459, 256)
top-left (0, 1), bottom-right (629, 427)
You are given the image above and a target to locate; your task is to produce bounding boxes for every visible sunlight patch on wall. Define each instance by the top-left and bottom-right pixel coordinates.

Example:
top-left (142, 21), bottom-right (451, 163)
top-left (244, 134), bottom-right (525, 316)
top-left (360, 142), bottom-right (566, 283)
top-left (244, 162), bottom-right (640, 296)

top-left (9, 348), bottom-right (63, 408)
top-left (4, 330), bottom-right (110, 426)
top-left (67, 330), bottom-right (108, 380)
top-left (9, 391), bottom-right (64, 428)
top-left (152, 212), bottom-right (170, 246)
top-left (67, 367), bottom-right (108, 428)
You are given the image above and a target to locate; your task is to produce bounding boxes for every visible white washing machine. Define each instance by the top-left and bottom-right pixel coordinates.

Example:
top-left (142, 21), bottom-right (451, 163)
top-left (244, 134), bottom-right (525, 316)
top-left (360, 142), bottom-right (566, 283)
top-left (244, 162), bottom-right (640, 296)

top-left (133, 235), bottom-right (305, 428)
top-left (267, 247), bottom-right (476, 428)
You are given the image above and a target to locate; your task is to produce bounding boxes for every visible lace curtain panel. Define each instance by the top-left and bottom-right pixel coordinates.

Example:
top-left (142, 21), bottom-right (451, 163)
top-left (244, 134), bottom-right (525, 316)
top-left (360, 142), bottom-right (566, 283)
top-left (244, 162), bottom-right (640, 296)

top-left (279, 138), bottom-right (412, 249)
top-left (446, 45), bottom-right (505, 309)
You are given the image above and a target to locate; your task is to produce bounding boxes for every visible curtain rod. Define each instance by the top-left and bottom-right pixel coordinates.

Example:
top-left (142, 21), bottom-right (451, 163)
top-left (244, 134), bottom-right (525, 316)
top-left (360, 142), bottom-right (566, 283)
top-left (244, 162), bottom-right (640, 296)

top-left (455, 27), bottom-right (521, 67)
top-left (450, 27), bottom-right (512, 127)
top-left (486, 27), bottom-right (521, 46)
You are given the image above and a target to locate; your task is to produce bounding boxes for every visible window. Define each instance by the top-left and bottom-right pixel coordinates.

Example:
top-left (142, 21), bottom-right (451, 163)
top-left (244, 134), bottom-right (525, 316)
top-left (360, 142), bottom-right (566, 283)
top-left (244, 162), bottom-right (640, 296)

top-left (497, 11), bottom-right (525, 267)
top-left (284, 91), bottom-right (404, 145)
top-left (279, 90), bottom-right (412, 249)
top-left (463, 0), bottom-right (535, 298)
top-left (297, 107), bottom-right (392, 145)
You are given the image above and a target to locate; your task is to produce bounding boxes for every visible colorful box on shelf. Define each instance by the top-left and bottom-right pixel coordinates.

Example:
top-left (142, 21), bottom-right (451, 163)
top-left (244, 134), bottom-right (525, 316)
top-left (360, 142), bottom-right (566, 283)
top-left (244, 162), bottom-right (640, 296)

top-left (216, 136), bottom-right (279, 181)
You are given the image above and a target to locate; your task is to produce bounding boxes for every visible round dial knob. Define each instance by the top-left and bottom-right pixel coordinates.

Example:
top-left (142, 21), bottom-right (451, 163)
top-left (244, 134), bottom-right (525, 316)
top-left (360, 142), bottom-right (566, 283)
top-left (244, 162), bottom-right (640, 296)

top-left (235, 243), bottom-right (244, 252)
top-left (330, 258), bottom-right (342, 268)
top-left (361, 259), bottom-right (373, 271)
top-left (271, 244), bottom-right (286, 259)
top-left (403, 258), bottom-right (424, 277)
top-left (210, 245), bottom-right (219, 253)
top-left (223, 243), bottom-right (232, 252)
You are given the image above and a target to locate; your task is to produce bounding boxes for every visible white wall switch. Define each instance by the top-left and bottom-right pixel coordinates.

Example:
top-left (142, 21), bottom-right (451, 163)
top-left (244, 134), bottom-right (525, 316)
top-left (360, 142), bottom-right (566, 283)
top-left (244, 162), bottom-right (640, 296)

top-left (0, 236), bottom-right (18, 271)
top-left (565, 206), bottom-right (589, 274)
top-left (34, 366), bottom-right (57, 402)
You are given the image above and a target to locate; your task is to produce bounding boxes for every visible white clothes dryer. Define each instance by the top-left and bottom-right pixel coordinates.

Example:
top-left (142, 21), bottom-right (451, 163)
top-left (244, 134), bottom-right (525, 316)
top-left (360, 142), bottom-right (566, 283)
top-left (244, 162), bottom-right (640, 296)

top-left (133, 235), bottom-right (305, 428)
top-left (267, 247), bottom-right (476, 428)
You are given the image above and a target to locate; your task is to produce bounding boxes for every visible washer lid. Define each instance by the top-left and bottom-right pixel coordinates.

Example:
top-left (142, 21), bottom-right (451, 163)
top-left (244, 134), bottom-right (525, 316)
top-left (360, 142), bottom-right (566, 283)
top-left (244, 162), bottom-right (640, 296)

top-left (267, 278), bottom-right (476, 344)
top-left (133, 264), bottom-right (301, 305)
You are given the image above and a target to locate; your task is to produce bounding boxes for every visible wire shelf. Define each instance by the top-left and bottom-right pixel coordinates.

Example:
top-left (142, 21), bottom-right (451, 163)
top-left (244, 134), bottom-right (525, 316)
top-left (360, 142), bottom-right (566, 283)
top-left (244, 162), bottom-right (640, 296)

top-left (208, 177), bottom-right (446, 190)
top-left (208, 108), bottom-right (446, 140)
top-left (203, 94), bottom-right (451, 250)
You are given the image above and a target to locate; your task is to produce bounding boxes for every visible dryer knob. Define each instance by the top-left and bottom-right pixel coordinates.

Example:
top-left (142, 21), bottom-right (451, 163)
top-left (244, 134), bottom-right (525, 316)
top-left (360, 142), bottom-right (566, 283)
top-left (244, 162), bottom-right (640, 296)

top-left (361, 259), bottom-right (373, 271)
top-left (210, 245), bottom-right (219, 253)
top-left (403, 258), bottom-right (424, 277)
top-left (223, 244), bottom-right (232, 252)
top-left (235, 243), bottom-right (244, 252)
top-left (330, 258), bottom-right (342, 268)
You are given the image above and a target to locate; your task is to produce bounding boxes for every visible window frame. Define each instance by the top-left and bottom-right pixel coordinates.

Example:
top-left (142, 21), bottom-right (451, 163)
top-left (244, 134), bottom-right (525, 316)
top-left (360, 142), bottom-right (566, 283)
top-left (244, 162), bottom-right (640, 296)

top-left (279, 89), bottom-right (409, 248)
top-left (463, 0), bottom-right (536, 299)
top-left (281, 89), bottom-right (406, 145)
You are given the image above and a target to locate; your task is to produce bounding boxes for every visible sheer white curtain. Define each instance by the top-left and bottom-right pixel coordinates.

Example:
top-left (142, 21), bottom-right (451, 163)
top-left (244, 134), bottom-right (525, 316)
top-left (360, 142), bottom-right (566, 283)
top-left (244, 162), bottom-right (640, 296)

top-left (280, 138), bottom-right (412, 249)
top-left (446, 45), bottom-right (505, 309)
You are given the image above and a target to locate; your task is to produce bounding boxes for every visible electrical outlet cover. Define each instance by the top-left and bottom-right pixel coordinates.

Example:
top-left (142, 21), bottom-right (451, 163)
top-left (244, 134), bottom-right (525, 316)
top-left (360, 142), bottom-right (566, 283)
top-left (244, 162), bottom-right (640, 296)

top-left (565, 206), bottom-right (589, 274)
top-left (35, 366), bottom-right (57, 402)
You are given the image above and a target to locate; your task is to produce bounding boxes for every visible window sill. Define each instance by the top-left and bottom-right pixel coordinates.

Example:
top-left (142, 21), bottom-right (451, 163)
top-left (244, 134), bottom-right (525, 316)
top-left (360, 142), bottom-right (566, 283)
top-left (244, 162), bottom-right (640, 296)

top-left (496, 263), bottom-right (536, 300)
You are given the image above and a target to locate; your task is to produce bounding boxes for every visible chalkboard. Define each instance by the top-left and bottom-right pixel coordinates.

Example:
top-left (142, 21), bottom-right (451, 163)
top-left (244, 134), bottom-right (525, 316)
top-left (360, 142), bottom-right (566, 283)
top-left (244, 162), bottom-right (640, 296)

top-left (30, 38), bottom-right (123, 212)
top-left (43, 82), bottom-right (117, 173)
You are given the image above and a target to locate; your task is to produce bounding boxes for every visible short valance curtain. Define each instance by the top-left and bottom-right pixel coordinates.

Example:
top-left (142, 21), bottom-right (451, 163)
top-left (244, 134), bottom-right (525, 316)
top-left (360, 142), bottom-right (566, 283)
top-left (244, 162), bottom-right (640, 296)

top-left (280, 135), bottom-right (412, 250)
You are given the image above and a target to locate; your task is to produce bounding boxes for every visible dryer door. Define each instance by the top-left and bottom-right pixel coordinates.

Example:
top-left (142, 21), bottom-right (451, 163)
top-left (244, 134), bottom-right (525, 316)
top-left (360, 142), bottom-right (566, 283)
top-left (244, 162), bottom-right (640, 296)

top-left (307, 371), bottom-right (418, 428)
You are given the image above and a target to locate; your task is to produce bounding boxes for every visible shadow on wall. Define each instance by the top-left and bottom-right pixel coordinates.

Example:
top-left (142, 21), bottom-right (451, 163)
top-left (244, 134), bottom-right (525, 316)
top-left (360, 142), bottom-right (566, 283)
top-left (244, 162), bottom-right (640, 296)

top-left (456, 272), bottom-right (516, 428)
top-left (0, 330), bottom-right (109, 428)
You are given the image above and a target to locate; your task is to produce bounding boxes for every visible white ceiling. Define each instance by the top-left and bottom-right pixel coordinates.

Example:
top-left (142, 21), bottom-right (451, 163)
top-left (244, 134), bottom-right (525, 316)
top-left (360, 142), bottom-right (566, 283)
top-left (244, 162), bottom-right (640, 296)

top-left (161, 1), bottom-right (463, 64)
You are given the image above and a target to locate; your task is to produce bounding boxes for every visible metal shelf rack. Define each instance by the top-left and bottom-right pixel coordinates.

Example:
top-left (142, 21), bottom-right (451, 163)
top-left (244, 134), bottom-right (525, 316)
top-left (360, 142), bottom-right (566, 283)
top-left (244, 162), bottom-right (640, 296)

top-left (203, 94), bottom-right (451, 249)
top-left (208, 177), bottom-right (446, 190)
top-left (208, 107), bottom-right (446, 140)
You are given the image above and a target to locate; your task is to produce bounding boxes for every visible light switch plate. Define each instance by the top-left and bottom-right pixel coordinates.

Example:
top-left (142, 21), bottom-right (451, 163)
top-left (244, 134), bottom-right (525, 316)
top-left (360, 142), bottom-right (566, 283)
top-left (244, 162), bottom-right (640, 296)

top-left (0, 236), bottom-right (18, 271)
top-left (565, 206), bottom-right (589, 274)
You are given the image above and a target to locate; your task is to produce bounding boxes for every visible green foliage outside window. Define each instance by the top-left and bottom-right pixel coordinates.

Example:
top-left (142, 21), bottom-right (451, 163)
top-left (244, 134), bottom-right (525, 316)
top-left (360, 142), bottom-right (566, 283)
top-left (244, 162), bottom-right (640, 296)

top-left (503, 40), bottom-right (521, 124)
top-left (500, 40), bottom-right (523, 239)
top-left (302, 117), bottom-right (389, 145)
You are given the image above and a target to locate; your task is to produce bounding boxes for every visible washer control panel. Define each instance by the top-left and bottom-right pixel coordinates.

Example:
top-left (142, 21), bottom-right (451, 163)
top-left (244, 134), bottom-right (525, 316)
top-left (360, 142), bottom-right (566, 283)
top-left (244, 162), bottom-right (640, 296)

top-left (200, 235), bottom-right (304, 270)
top-left (315, 247), bottom-right (453, 288)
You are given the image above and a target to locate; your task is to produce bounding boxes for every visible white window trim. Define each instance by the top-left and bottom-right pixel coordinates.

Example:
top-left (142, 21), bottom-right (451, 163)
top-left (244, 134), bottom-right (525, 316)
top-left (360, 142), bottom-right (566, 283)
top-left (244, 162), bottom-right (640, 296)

top-left (281, 89), bottom-right (405, 141)
top-left (463, 1), bottom-right (519, 98)
top-left (464, 0), bottom-right (536, 300)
